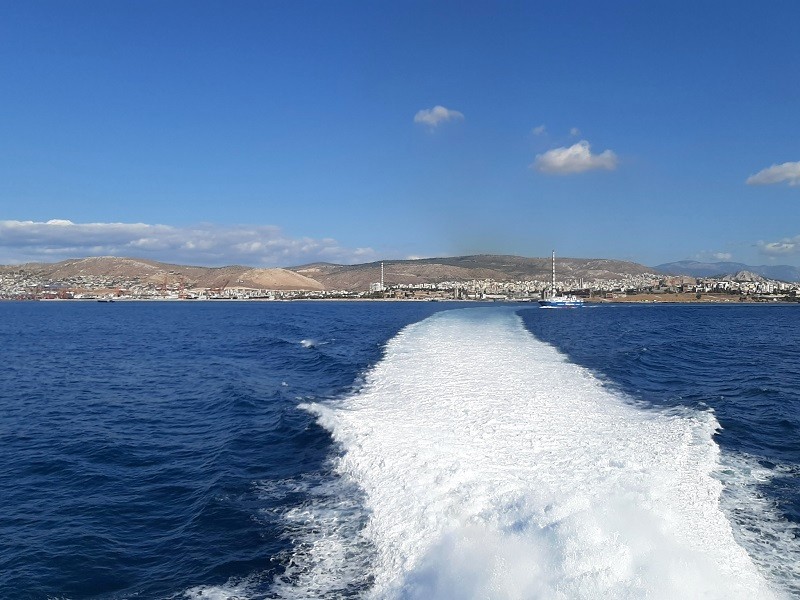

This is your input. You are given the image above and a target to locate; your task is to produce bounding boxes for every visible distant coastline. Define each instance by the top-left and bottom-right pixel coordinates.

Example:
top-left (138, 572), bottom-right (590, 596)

top-left (1, 254), bottom-right (798, 303)
top-left (587, 294), bottom-right (797, 304)
top-left (11, 294), bottom-right (799, 305)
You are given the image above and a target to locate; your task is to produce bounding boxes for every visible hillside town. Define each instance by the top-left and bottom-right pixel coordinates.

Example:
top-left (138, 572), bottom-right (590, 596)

top-left (1, 265), bottom-right (798, 302)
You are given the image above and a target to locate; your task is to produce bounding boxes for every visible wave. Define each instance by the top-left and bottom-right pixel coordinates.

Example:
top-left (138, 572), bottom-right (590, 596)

top-left (293, 307), bottom-right (783, 599)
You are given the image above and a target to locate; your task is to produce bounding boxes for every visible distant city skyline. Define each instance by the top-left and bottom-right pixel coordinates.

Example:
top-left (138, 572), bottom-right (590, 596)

top-left (2, 1), bottom-right (799, 267)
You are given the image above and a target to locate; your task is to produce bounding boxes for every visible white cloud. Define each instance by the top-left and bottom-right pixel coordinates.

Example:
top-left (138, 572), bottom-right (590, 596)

top-left (532, 124), bottom-right (547, 136)
top-left (757, 236), bottom-right (800, 256)
top-left (694, 250), bottom-right (734, 262)
top-left (532, 140), bottom-right (618, 174)
top-left (570, 127), bottom-right (580, 136)
top-left (746, 161), bottom-right (800, 186)
top-left (413, 105), bottom-right (464, 128)
top-left (0, 220), bottom-right (376, 266)
top-left (405, 254), bottom-right (435, 260)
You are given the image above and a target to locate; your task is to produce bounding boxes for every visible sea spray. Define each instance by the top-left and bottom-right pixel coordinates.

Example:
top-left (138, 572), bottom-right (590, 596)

top-left (301, 307), bottom-right (777, 599)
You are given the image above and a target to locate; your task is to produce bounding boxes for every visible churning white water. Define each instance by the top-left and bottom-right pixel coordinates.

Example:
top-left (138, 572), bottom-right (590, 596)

top-left (300, 307), bottom-right (779, 599)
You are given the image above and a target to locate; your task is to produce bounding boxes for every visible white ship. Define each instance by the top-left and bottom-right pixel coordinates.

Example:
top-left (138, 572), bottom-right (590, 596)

top-left (538, 251), bottom-right (584, 308)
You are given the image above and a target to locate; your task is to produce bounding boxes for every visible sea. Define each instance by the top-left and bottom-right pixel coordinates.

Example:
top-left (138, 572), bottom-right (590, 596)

top-left (1, 300), bottom-right (798, 599)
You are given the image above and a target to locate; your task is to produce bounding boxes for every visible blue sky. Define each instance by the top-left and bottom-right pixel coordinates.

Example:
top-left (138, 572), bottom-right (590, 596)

top-left (1, 1), bottom-right (798, 267)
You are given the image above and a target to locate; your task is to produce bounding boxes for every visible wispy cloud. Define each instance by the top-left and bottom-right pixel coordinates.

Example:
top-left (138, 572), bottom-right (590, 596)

top-left (0, 220), bottom-right (375, 266)
top-left (532, 140), bottom-right (618, 174)
top-left (532, 124), bottom-right (547, 136)
top-left (570, 127), bottom-right (580, 136)
top-left (746, 161), bottom-right (800, 186)
top-left (757, 236), bottom-right (800, 256)
top-left (404, 254), bottom-right (431, 260)
top-left (694, 250), bottom-right (734, 262)
top-left (413, 105), bottom-right (464, 128)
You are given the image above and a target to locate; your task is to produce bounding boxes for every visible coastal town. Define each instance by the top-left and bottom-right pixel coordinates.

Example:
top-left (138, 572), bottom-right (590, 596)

top-left (1, 264), bottom-right (798, 303)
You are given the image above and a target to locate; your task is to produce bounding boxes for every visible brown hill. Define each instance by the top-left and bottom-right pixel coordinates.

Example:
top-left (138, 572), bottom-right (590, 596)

top-left (5, 256), bottom-right (324, 291)
top-left (291, 254), bottom-right (657, 290)
top-left (2, 254), bottom-right (659, 292)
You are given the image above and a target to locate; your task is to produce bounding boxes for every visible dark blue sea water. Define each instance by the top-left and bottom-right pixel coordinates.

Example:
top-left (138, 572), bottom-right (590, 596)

top-left (1, 301), bottom-right (798, 599)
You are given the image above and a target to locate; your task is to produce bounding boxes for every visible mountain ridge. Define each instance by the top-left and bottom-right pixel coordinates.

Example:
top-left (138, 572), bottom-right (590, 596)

top-left (1, 256), bottom-right (324, 291)
top-left (13, 255), bottom-right (800, 292)
top-left (291, 254), bottom-right (658, 290)
top-left (654, 260), bottom-right (800, 282)
top-left (2, 254), bottom-right (661, 292)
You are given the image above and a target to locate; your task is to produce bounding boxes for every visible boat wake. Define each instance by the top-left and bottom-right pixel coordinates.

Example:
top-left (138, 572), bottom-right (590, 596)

top-left (289, 307), bottom-right (784, 599)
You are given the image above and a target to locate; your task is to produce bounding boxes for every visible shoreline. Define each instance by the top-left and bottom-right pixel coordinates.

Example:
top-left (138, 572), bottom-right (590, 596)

top-left (3, 295), bottom-right (798, 305)
top-left (585, 293), bottom-right (797, 304)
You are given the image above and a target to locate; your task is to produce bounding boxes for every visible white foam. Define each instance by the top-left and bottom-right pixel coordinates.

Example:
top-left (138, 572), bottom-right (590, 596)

top-left (181, 472), bottom-right (373, 600)
top-left (183, 580), bottom-right (250, 600)
top-left (716, 453), bottom-right (800, 594)
top-left (300, 338), bottom-right (329, 349)
top-left (301, 307), bottom-right (783, 599)
top-left (266, 474), bottom-right (374, 598)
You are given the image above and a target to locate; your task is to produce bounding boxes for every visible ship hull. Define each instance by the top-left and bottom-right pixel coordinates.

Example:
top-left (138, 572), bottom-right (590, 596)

top-left (538, 297), bottom-right (584, 308)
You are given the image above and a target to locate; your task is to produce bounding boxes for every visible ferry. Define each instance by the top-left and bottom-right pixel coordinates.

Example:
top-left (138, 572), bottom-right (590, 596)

top-left (538, 251), bottom-right (584, 308)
